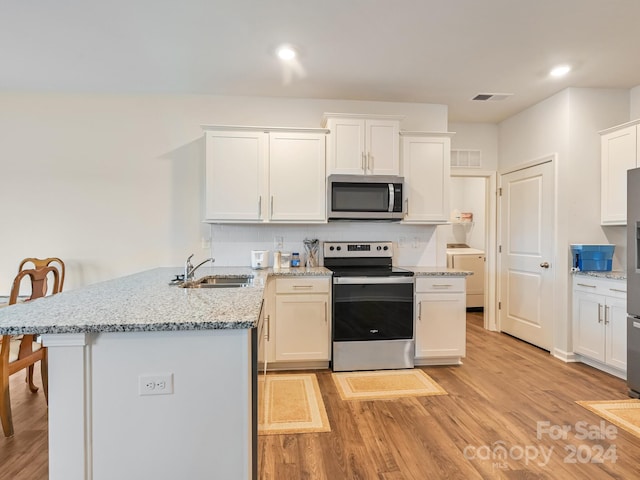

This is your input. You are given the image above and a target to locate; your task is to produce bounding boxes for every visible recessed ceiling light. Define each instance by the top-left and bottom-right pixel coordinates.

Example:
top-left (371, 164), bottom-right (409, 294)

top-left (550, 65), bottom-right (571, 77)
top-left (276, 45), bottom-right (296, 61)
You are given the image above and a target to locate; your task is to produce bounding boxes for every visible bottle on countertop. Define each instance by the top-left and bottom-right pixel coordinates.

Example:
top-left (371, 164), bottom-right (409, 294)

top-left (291, 252), bottom-right (301, 267)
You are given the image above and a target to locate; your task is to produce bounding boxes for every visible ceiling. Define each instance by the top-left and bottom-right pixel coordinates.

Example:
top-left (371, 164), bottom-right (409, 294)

top-left (2, 0), bottom-right (640, 123)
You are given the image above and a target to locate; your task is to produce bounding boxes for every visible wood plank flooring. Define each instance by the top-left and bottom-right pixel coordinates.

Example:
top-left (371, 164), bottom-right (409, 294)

top-left (3, 313), bottom-right (640, 479)
top-left (260, 313), bottom-right (640, 480)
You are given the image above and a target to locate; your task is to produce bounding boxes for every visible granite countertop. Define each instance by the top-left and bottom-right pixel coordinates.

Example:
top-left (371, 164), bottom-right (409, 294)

top-left (408, 267), bottom-right (473, 276)
top-left (0, 267), bottom-right (270, 335)
top-left (573, 270), bottom-right (626, 281)
top-left (0, 264), bottom-right (462, 335)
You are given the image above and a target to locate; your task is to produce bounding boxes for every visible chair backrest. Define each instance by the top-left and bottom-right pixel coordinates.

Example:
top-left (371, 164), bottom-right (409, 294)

top-left (19, 257), bottom-right (65, 292)
top-left (9, 266), bottom-right (61, 305)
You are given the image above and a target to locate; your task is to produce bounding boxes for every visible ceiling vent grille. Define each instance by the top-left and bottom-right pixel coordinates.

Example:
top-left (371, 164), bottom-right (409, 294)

top-left (471, 93), bottom-right (513, 101)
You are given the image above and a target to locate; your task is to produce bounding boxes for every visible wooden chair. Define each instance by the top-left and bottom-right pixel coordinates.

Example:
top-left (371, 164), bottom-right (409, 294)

top-left (0, 266), bottom-right (60, 437)
top-left (19, 257), bottom-right (65, 293)
top-left (18, 257), bottom-right (65, 390)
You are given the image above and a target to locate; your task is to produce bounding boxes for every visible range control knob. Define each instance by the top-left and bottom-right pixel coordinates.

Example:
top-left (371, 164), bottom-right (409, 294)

top-left (383, 246), bottom-right (389, 251)
top-left (377, 246), bottom-right (382, 251)
top-left (329, 246), bottom-right (334, 251)
top-left (336, 246), bottom-right (341, 251)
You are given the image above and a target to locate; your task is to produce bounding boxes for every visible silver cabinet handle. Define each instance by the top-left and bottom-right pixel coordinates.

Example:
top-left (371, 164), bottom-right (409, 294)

top-left (265, 314), bottom-right (270, 341)
top-left (432, 284), bottom-right (454, 289)
top-left (270, 196), bottom-right (274, 217)
top-left (605, 305), bottom-right (610, 325)
top-left (368, 152), bottom-right (373, 172)
top-left (610, 288), bottom-right (627, 293)
top-left (258, 196), bottom-right (262, 218)
top-left (598, 304), bottom-right (603, 323)
top-left (540, 262), bottom-right (550, 268)
top-left (324, 301), bottom-right (328, 323)
top-left (418, 301), bottom-right (422, 321)
top-left (361, 152), bottom-right (366, 171)
top-left (292, 285), bottom-right (313, 290)
top-left (577, 283), bottom-right (596, 288)
top-left (405, 198), bottom-right (409, 215)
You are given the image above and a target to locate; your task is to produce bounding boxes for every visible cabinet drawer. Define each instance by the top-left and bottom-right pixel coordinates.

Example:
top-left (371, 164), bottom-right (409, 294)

top-left (275, 277), bottom-right (330, 294)
top-left (416, 277), bottom-right (466, 293)
top-left (573, 277), bottom-right (626, 299)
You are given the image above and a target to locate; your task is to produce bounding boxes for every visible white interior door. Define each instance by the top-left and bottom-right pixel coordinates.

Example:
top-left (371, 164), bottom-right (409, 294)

top-left (499, 161), bottom-right (554, 350)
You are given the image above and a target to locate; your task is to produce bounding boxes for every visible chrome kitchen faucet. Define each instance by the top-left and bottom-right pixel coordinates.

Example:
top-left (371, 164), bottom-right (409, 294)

top-left (184, 254), bottom-right (215, 281)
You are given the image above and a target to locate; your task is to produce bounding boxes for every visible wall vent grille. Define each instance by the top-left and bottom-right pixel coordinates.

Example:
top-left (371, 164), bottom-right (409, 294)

top-left (451, 149), bottom-right (482, 168)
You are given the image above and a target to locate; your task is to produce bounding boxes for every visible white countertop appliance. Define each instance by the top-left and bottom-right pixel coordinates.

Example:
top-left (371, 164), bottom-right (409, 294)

top-left (250, 250), bottom-right (269, 269)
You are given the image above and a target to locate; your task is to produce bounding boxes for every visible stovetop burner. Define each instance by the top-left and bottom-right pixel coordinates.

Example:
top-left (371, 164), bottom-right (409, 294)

top-left (323, 241), bottom-right (414, 277)
top-left (328, 266), bottom-right (414, 278)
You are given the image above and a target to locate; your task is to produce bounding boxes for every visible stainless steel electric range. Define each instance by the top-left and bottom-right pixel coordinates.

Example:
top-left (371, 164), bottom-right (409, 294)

top-left (323, 241), bottom-right (415, 372)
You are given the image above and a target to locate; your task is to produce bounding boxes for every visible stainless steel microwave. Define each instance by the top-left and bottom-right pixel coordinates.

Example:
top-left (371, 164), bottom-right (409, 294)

top-left (327, 175), bottom-right (405, 221)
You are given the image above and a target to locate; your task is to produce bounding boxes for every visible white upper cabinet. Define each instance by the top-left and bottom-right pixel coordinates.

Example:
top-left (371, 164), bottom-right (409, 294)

top-left (600, 120), bottom-right (640, 225)
top-left (269, 131), bottom-right (326, 222)
top-left (323, 114), bottom-right (402, 175)
top-left (205, 130), bottom-right (266, 221)
top-left (401, 132), bottom-right (453, 223)
top-left (203, 126), bottom-right (327, 223)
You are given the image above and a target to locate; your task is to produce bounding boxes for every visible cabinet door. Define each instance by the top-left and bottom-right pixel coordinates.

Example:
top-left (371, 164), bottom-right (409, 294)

top-left (601, 125), bottom-right (637, 225)
top-left (605, 296), bottom-right (627, 370)
top-left (415, 293), bottom-right (466, 358)
top-left (573, 290), bottom-right (606, 362)
top-left (205, 131), bottom-right (266, 221)
top-left (326, 118), bottom-right (366, 175)
top-left (365, 119), bottom-right (400, 175)
top-left (269, 132), bottom-right (326, 222)
top-left (274, 294), bottom-right (330, 361)
top-left (401, 135), bottom-right (450, 222)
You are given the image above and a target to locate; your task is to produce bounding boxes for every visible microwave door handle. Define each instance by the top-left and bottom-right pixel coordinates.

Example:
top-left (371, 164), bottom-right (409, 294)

top-left (388, 184), bottom-right (394, 212)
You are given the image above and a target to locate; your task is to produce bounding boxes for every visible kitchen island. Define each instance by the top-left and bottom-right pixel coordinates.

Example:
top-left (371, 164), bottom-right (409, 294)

top-left (0, 267), bottom-right (276, 480)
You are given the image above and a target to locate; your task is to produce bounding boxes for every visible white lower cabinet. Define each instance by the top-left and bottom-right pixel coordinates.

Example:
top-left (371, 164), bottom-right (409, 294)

top-left (261, 276), bottom-right (331, 370)
top-left (414, 276), bottom-right (466, 365)
top-left (572, 275), bottom-right (627, 377)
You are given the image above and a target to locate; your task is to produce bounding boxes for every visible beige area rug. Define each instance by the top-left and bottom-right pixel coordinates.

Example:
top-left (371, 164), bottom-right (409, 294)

top-left (258, 373), bottom-right (331, 435)
top-left (332, 369), bottom-right (448, 401)
top-left (576, 399), bottom-right (640, 440)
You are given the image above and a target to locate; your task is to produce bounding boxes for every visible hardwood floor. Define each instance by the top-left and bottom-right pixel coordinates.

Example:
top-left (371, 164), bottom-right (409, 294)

top-left (260, 313), bottom-right (640, 480)
top-left (3, 313), bottom-right (640, 479)
top-left (0, 368), bottom-right (48, 480)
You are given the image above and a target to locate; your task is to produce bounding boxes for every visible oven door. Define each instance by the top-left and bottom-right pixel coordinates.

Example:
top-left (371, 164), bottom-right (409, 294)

top-left (332, 276), bottom-right (414, 341)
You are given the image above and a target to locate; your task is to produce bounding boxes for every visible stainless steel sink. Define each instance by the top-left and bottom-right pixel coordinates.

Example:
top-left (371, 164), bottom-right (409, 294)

top-left (179, 275), bottom-right (253, 289)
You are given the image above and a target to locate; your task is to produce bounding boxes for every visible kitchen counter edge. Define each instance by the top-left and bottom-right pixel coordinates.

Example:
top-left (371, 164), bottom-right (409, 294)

top-left (572, 270), bottom-right (626, 281)
top-left (0, 266), bottom-right (467, 335)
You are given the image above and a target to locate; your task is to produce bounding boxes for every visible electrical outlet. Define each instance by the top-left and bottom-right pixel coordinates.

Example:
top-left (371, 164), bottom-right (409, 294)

top-left (139, 373), bottom-right (174, 396)
top-left (274, 236), bottom-right (284, 250)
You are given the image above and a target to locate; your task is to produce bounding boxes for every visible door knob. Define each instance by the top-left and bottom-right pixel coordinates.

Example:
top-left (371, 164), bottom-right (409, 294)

top-left (540, 261), bottom-right (550, 268)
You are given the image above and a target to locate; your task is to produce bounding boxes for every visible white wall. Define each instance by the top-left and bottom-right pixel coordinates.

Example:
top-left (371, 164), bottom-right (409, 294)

top-left (0, 93), bottom-right (447, 294)
top-left (631, 85), bottom-right (640, 119)
top-left (448, 122), bottom-right (499, 171)
top-left (498, 87), bottom-right (629, 357)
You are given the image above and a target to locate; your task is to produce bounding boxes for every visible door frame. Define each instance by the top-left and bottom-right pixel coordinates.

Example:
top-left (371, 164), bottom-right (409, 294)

top-left (497, 154), bottom-right (558, 346)
top-left (449, 170), bottom-right (498, 331)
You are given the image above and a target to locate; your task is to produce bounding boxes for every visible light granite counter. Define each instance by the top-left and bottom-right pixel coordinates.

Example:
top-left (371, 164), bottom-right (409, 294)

top-left (573, 270), bottom-right (626, 281)
top-left (408, 267), bottom-right (473, 276)
top-left (0, 266), bottom-right (331, 336)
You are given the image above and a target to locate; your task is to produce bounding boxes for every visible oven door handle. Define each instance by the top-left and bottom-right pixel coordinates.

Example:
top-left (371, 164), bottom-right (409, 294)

top-left (334, 276), bottom-right (414, 285)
